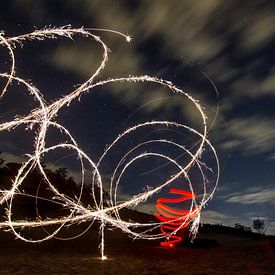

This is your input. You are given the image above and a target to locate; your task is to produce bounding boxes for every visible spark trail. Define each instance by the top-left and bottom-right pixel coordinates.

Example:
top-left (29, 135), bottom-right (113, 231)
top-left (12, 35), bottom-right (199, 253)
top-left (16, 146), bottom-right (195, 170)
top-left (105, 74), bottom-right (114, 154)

top-left (0, 26), bottom-right (219, 259)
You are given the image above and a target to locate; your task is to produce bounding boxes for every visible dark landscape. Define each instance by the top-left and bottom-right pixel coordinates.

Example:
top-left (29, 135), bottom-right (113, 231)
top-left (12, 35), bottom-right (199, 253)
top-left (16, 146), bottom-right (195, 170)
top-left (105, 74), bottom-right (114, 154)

top-left (0, 158), bottom-right (274, 274)
top-left (0, 222), bottom-right (274, 274)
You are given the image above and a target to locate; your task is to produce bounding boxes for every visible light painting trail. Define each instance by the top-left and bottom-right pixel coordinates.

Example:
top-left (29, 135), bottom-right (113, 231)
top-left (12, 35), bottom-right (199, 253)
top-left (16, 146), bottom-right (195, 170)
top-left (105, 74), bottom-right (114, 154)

top-left (0, 26), bottom-right (219, 260)
top-left (154, 188), bottom-right (198, 248)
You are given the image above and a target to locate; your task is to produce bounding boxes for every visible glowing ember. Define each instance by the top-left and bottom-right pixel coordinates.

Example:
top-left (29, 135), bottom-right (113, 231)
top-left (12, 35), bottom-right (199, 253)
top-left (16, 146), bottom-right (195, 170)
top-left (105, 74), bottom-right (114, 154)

top-left (0, 26), bottom-right (219, 259)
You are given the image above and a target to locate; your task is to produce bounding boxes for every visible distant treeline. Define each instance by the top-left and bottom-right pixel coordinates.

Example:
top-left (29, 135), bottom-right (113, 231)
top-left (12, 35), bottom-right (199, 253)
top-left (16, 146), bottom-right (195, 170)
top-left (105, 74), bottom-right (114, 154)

top-left (199, 223), bottom-right (273, 238)
top-left (0, 156), bottom-right (105, 219)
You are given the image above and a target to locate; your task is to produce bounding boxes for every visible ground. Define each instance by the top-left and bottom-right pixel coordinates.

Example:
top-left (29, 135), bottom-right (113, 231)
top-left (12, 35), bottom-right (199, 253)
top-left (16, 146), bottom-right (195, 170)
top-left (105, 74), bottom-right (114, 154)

top-left (0, 226), bottom-right (274, 274)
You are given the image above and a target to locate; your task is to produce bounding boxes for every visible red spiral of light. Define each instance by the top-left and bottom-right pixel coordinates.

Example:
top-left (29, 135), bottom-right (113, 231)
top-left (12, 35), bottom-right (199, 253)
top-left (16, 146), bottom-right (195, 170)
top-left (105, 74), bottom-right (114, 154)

top-left (154, 188), bottom-right (198, 248)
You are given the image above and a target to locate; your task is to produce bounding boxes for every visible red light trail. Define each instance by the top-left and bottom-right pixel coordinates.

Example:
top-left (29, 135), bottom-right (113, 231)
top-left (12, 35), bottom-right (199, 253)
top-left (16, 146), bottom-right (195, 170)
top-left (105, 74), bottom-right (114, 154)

top-left (155, 188), bottom-right (198, 248)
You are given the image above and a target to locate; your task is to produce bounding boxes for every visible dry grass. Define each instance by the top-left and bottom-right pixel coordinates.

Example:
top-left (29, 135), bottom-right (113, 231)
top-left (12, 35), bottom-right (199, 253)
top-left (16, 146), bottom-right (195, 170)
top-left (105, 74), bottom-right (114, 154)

top-left (0, 228), bottom-right (274, 274)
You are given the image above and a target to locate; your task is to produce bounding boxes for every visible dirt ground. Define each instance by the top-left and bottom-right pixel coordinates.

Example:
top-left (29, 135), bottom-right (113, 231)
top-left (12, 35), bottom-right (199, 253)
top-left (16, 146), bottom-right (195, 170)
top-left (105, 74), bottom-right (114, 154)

top-left (0, 228), bottom-right (274, 274)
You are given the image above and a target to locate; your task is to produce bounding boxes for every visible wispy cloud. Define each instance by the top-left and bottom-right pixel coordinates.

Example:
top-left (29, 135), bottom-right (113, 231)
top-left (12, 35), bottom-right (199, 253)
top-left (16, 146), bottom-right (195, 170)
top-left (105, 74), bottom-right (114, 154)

top-left (51, 1), bottom-right (275, 142)
top-left (268, 221), bottom-right (275, 234)
top-left (220, 116), bottom-right (275, 155)
top-left (201, 209), bottom-right (235, 225)
top-left (0, 152), bottom-right (26, 163)
top-left (224, 186), bottom-right (275, 205)
top-left (268, 154), bottom-right (275, 160)
top-left (227, 66), bottom-right (275, 101)
top-left (240, 12), bottom-right (275, 52)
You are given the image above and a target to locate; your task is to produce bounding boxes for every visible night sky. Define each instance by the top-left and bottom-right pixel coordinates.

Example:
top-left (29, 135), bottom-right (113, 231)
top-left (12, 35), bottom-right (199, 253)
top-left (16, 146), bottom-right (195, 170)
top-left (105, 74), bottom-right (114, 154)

top-left (1, 1), bottom-right (275, 234)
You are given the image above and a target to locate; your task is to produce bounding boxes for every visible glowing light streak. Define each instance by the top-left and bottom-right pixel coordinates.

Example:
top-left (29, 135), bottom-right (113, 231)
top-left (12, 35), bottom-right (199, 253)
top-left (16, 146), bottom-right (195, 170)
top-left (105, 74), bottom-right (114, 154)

top-left (155, 188), bottom-right (198, 248)
top-left (0, 26), bottom-right (219, 259)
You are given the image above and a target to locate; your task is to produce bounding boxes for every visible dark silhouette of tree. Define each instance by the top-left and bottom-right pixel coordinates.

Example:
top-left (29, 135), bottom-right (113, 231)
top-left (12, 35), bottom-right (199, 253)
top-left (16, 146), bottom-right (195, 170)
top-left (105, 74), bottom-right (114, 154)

top-left (0, 156), bottom-right (108, 219)
top-left (55, 167), bottom-right (69, 181)
top-left (252, 218), bottom-right (266, 235)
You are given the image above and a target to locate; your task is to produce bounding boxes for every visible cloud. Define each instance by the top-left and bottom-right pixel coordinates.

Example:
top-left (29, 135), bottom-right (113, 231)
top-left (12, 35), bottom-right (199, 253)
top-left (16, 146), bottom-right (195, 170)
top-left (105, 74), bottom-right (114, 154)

top-left (227, 65), bottom-right (275, 101)
top-left (51, 1), bottom-right (275, 125)
top-left (61, 0), bottom-right (226, 66)
top-left (220, 116), bottom-right (275, 155)
top-left (46, 1), bottom-right (275, 138)
top-left (51, 37), bottom-right (142, 78)
top-left (201, 209), bottom-right (235, 225)
top-left (268, 154), bottom-right (275, 160)
top-left (224, 186), bottom-right (275, 205)
top-left (268, 221), bottom-right (275, 234)
top-left (0, 152), bottom-right (26, 163)
top-left (240, 12), bottom-right (275, 52)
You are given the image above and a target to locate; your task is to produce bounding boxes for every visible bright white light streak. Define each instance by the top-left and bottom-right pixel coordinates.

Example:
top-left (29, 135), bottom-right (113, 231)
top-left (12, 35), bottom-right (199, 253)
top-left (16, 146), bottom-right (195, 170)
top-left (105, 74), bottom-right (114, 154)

top-left (0, 26), bottom-right (219, 260)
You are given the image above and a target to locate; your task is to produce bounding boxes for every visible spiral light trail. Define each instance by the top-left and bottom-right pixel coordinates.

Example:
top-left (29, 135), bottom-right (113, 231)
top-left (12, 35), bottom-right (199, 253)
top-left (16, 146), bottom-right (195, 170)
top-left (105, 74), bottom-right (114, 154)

top-left (0, 26), bottom-right (219, 260)
top-left (155, 188), bottom-right (198, 248)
